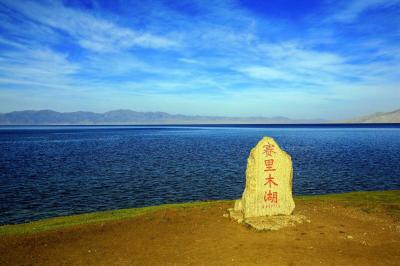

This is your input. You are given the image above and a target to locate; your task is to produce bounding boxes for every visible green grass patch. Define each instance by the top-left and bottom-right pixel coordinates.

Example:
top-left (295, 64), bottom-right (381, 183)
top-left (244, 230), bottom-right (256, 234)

top-left (295, 190), bottom-right (400, 204)
top-left (295, 190), bottom-right (400, 220)
top-left (0, 200), bottom-right (232, 236)
top-left (1, 190), bottom-right (399, 236)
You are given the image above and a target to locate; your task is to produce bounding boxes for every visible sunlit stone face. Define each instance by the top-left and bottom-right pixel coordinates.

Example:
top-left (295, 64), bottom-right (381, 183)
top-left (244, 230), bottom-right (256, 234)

top-left (236, 136), bottom-right (295, 217)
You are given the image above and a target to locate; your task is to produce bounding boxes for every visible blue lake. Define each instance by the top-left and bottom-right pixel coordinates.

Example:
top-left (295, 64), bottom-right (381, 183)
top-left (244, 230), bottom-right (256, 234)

top-left (0, 124), bottom-right (399, 225)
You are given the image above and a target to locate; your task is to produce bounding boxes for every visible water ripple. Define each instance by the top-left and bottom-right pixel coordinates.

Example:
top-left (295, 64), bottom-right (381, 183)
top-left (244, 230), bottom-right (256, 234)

top-left (0, 125), bottom-right (399, 225)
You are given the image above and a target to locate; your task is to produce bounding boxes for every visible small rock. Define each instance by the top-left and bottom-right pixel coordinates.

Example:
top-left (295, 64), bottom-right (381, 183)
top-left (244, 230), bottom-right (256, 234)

top-left (88, 249), bottom-right (91, 253)
top-left (223, 213), bottom-right (229, 218)
top-left (347, 235), bottom-right (353, 239)
top-left (306, 219), bottom-right (311, 223)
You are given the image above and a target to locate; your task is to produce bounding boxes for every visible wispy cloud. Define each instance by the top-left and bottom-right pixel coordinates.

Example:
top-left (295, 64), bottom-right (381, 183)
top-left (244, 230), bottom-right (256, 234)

top-left (0, 47), bottom-right (78, 88)
top-left (2, 0), bottom-right (179, 52)
top-left (329, 0), bottom-right (400, 22)
top-left (0, 0), bottom-right (399, 118)
top-left (237, 66), bottom-right (293, 81)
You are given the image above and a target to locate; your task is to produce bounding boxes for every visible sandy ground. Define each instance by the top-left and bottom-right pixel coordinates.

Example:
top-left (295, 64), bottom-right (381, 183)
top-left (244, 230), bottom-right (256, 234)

top-left (1, 200), bottom-right (400, 266)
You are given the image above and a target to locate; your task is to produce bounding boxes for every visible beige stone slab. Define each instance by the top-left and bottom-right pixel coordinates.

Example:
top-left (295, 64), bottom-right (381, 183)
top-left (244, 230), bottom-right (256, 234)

top-left (237, 136), bottom-right (295, 218)
top-left (244, 214), bottom-right (306, 231)
top-left (228, 206), bottom-right (305, 231)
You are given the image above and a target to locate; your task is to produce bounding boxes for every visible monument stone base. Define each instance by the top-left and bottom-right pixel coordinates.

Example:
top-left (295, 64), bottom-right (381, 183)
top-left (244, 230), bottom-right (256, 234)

top-left (228, 207), bottom-right (307, 231)
top-left (229, 136), bottom-right (304, 231)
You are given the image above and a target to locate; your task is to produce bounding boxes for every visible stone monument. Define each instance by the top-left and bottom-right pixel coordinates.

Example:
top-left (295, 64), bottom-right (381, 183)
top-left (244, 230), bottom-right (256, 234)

top-left (228, 136), bottom-right (305, 230)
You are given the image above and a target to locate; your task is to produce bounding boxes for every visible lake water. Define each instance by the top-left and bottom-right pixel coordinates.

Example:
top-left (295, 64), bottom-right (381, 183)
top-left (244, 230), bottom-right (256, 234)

top-left (0, 124), bottom-right (399, 225)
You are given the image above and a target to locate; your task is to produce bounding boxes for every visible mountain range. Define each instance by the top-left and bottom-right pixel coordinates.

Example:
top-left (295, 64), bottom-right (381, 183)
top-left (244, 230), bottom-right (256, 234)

top-left (0, 108), bottom-right (398, 125)
top-left (0, 110), bottom-right (325, 125)
top-left (344, 108), bottom-right (400, 123)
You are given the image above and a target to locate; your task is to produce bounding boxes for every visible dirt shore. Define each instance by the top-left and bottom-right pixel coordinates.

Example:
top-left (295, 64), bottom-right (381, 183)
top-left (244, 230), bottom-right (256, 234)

top-left (1, 198), bottom-right (400, 265)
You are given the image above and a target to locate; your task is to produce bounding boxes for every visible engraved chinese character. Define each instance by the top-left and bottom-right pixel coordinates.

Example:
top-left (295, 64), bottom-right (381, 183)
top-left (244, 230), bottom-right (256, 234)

top-left (264, 190), bottom-right (278, 203)
top-left (264, 159), bottom-right (276, 171)
top-left (264, 174), bottom-right (278, 187)
top-left (263, 143), bottom-right (276, 157)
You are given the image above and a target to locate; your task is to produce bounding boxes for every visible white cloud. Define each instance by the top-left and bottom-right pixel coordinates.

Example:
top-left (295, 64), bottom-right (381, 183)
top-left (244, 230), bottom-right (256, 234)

top-left (0, 47), bottom-right (78, 87)
top-left (179, 58), bottom-right (201, 64)
top-left (0, 37), bottom-right (25, 49)
top-left (257, 42), bottom-right (344, 70)
top-left (330, 0), bottom-right (400, 22)
top-left (2, 0), bottom-right (179, 52)
top-left (0, 0), bottom-right (399, 118)
top-left (231, 42), bottom-right (352, 89)
top-left (237, 66), bottom-right (293, 81)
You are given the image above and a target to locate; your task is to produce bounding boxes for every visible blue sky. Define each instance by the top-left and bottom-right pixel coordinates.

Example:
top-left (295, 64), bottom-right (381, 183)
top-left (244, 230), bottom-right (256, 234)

top-left (0, 0), bottom-right (399, 119)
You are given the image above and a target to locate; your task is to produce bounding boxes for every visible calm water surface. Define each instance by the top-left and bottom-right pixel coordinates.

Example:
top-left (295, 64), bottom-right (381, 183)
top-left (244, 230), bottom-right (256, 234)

top-left (0, 125), bottom-right (399, 225)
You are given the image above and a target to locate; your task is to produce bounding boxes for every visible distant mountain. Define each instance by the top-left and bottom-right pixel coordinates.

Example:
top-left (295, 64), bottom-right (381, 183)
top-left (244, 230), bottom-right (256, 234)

top-left (0, 110), bottom-right (326, 125)
top-left (345, 108), bottom-right (400, 123)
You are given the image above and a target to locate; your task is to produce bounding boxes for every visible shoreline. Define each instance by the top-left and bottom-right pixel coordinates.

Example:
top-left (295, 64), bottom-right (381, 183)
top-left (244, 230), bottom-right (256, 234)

top-left (1, 189), bottom-right (399, 265)
top-left (1, 189), bottom-right (399, 236)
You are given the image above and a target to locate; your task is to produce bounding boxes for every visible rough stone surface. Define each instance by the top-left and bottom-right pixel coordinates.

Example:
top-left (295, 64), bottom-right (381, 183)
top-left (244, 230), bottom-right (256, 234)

top-left (244, 214), bottom-right (306, 231)
top-left (227, 208), bottom-right (244, 224)
top-left (229, 136), bottom-right (298, 230)
top-left (235, 136), bottom-right (295, 217)
top-left (227, 209), bottom-right (306, 231)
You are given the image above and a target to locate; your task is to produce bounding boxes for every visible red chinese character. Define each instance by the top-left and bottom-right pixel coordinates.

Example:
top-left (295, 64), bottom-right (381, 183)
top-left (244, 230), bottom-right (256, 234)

top-left (264, 190), bottom-right (278, 203)
top-left (264, 174), bottom-right (278, 187)
top-left (264, 159), bottom-right (276, 171)
top-left (263, 143), bottom-right (276, 157)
